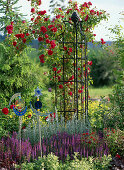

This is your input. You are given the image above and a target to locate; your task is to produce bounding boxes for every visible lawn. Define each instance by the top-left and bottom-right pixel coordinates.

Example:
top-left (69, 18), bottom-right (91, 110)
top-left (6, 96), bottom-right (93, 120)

top-left (89, 86), bottom-right (112, 99)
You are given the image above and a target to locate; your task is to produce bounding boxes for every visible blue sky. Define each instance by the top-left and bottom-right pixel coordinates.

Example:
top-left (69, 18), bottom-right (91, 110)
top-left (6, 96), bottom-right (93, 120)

top-left (15, 0), bottom-right (124, 41)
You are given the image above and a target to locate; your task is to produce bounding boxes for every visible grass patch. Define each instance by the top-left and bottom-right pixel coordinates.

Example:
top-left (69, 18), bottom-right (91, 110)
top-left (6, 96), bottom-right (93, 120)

top-left (89, 86), bottom-right (113, 98)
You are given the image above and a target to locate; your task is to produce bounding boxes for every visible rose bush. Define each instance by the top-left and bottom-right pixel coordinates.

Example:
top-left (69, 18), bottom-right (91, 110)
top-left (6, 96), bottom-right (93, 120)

top-left (5, 0), bottom-right (108, 120)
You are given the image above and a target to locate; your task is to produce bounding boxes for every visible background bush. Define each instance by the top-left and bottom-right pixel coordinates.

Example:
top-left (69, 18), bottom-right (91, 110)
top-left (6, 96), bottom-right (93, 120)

top-left (88, 46), bottom-right (118, 87)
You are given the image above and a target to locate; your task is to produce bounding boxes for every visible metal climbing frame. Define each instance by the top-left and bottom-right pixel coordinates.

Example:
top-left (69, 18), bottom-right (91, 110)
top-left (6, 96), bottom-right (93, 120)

top-left (55, 12), bottom-right (88, 123)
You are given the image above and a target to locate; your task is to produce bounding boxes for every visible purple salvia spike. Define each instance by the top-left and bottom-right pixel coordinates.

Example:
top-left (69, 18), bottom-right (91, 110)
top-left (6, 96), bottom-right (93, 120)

top-left (83, 146), bottom-right (85, 157)
top-left (86, 149), bottom-right (88, 158)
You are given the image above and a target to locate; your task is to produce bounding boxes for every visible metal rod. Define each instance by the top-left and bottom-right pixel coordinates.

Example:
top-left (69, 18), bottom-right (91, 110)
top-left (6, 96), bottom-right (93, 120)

top-left (19, 116), bottom-right (22, 164)
top-left (81, 22), bottom-right (83, 119)
top-left (55, 68), bottom-right (57, 108)
top-left (62, 31), bottom-right (66, 120)
top-left (75, 23), bottom-right (78, 120)
top-left (38, 115), bottom-right (42, 157)
top-left (37, 97), bottom-right (42, 158)
top-left (59, 57), bottom-right (86, 60)
top-left (84, 35), bottom-right (88, 124)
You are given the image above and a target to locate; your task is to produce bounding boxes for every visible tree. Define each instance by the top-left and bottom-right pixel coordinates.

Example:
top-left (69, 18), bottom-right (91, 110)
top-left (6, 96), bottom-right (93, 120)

top-left (49, 0), bottom-right (66, 14)
top-left (88, 46), bottom-right (118, 87)
top-left (0, 0), bottom-right (25, 34)
top-left (0, 43), bottom-right (43, 108)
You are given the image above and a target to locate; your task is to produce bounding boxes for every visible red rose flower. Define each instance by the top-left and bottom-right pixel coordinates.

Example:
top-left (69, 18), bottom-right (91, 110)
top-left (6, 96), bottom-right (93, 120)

top-left (13, 41), bottom-right (17, 46)
top-left (88, 61), bottom-right (92, 65)
top-left (66, 10), bottom-right (70, 14)
top-left (64, 46), bottom-right (67, 51)
top-left (46, 39), bottom-right (50, 43)
top-left (37, 0), bottom-right (41, 5)
top-left (51, 27), bottom-right (57, 32)
top-left (6, 25), bottom-right (13, 31)
top-left (2, 108), bottom-right (9, 115)
top-left (97, 11), bottom-right (99, 16)
top-left (10, 104), bottom-right (15, 109)
top-left (101, 38), bottom-right (106, 44)
top-left (38, 37), bottom-right (44, 41)
top-left (37, 10), bottom-right (46, 15)
top-left (116, 154), bottom-right (121, 159)
top-left (22, 20), bottom-right (26, 23)
top-left (53, 67), bottom-right (57, 71)
top-left (26, 33), bottom-right (30, 36)
top-left (39, 54), bottom-right (45, 60)
top-left (69, 48), bottom-right (72, 52)
top-left (32, 30), bottom-right (35, 34)
top-left (57, 70), bottom-right (61, 74)
top-left (53, 112), bottom-right (55, 118)
top-left (40, 59), bottom-right (45, 63)
top-left (59, 84), bottom-right (63, 89)
top-left (21, 33), bottom-right (25, 38)
top-left (11, 21), bottom-right (14, 25)
top-left (44, 18), bottom-right (49, 22)
top-left (90, 10), bottom-right (95, 15)
top-left (82, 2), bottom-right (88, 8)
top-left (8, 29), bottom-right (13, 34)
top-left (31, 8), bottom-right (35, 13)
top-left (22, 38), bottom-right (26, 43)
top-left (15, 34), bottom-right (20, 39)
top-left (78, 89), bottom-right (83, 93)
top-left (48, 25), bottom-right (54, 29)
top-left (50, 40), bottom-right (56, 49)
top-left (68, 91), bottom-right (73, 96)
top-left (48, 50), bottom-right (53, 55)
top-left (88, 1), bottom-right (92, 5)
top-left (85, 15), bottom-right (88, 21)
top-left (41, 26), bottom-right (47, 33)
top-left (31, 18), bottom-right (34, 21)
top-left (28, 114), bottom-right (31, 118)
top-left (58, 76), bottom-right (61, 80)
top-left (45, 116), bottom-right (48, 120)
top-left (45, 34), bottom-right (49, 38)
top-left (22, 126), bottom-right (26, 130)
top-left (56, 15), bottom-right (61, 19)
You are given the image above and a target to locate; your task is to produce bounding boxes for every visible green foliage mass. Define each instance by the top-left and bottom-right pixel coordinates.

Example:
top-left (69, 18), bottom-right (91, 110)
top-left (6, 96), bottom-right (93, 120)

top-left (0, 43), bottom-right (44, 107)
top-left (88, 46), bottom-right (117, 87)
top-left (16, 153), bottom-right (112, 170)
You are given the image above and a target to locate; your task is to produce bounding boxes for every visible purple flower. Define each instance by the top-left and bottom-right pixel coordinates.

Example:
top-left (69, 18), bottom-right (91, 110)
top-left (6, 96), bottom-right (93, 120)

top-left (48, 88), bottom-right (52, 92)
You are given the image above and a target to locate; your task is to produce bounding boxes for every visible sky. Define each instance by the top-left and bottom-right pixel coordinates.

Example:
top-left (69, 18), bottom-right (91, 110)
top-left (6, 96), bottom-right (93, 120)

top-left (13, 0), bottom-right (124, 41)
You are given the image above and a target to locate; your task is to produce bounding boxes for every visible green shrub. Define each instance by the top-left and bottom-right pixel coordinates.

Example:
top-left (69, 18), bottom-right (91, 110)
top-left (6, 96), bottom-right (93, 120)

top-left (104, 128), bottom-right (124, 157)
top-left (88, 98), bottom-right (110, 129)
top-left (16, 153), bottom-right (112, 170)
top-left (0, 109), bottom-right (19, 135)
top-left (0, 125), bottom-right (8, 139)
top-left (89, 46), bottom-right (117, 87)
